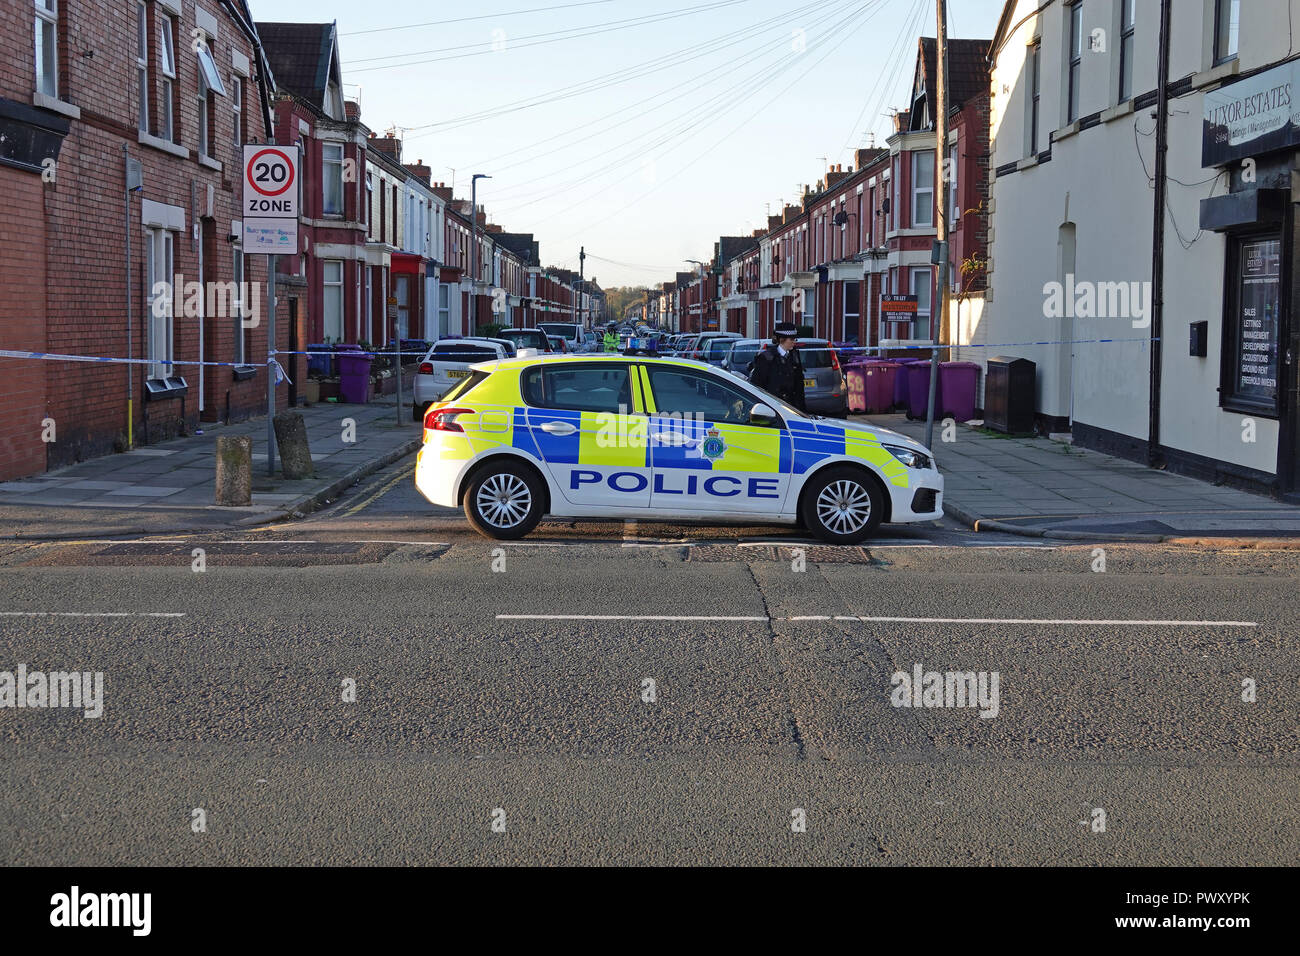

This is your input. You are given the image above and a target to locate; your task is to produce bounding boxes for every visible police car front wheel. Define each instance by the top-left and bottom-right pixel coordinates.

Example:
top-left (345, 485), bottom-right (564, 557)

top-left (463, 461), bottom-right (545, 540)
top-left (800, 466), bottom-right (884, 544)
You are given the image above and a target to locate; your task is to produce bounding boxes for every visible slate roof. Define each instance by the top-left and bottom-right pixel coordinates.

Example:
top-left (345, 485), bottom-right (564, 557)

top-left (256, 21), bottom-right (337, 107)
top-left (918, 37), bottom-right (992, 110)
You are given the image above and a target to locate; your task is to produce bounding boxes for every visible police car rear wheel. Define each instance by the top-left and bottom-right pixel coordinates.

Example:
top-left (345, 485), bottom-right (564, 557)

top-left (463, 462), bottom-right (544, 540)
top-left (801, 466), bottom-right (883, 544)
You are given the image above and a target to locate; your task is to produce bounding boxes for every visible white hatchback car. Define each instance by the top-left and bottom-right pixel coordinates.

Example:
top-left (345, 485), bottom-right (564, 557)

top-left (412, 339), bottom-right (512, 421)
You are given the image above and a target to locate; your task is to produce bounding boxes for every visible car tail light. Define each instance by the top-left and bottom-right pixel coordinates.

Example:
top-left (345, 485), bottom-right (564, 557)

top-left (418, 361), bottom-right (433, 375)
top-left (425, 406), bottom-right (471, 432)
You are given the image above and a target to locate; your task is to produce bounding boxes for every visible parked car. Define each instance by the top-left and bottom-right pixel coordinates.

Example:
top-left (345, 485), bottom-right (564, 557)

top-left (796, 337), bottom-right (849, 417)
top-left (414, 354), bottom-right (942, 544)
top-left (721, 338), bottom-right (766, 380)
top-left (546, 334), bottom-right (569, 353)
top-left (538, 322), bottom-right (583, 352)
top-left (497, 328), bottom-right (556, 353)
top-left (412, 338), bottom-right (512, 420)
top-left (699, 335), bottom-right (740, 368)
top-left (682, 331), bottom-right (740, 362)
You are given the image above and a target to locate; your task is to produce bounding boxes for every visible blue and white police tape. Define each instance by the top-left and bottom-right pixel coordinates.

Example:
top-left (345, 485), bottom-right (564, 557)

top-left (0, 348), bottom-right (293, 383)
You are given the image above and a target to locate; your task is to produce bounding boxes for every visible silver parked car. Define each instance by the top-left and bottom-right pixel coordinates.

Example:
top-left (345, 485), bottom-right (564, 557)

top-left (796, 337), bottom-right (848, 417)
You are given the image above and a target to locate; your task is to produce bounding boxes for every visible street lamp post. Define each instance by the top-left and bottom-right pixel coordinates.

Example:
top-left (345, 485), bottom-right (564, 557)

top-left (470, 173), bottom-right (491, 331)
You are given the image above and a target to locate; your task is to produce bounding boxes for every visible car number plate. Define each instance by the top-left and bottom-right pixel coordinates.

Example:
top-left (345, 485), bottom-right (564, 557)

top-left (446, 369), bottom-right (469, 379)
top-left (803, 378), bottom-right (816, 388)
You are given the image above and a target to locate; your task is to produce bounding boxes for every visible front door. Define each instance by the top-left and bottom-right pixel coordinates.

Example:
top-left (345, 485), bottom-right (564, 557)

top-left (641, 364), bottom-right (791, 513)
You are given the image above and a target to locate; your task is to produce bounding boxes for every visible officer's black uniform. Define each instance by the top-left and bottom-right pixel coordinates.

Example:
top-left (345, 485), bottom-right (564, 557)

top-left (750, 340), bottom-right (806, 411)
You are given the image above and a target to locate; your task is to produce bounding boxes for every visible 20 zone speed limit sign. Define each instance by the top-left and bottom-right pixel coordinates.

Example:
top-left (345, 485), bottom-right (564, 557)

top-left (242, 144), bottom-right (299, 252)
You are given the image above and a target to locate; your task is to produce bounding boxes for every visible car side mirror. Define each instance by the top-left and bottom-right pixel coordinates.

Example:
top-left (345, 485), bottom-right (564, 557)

top-left (750, 402), bottom-right (777, 426)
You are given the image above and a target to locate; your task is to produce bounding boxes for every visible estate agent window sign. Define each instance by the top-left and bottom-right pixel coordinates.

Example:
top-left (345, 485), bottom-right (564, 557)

top-left (1223, 235), bottom-right (1281, 415)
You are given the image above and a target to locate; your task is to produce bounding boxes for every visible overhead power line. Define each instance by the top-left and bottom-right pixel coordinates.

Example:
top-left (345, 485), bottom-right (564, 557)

top-left (348, 0), bottom-right (754, 73)
top-left (341, 0), bottom-right (621, 37)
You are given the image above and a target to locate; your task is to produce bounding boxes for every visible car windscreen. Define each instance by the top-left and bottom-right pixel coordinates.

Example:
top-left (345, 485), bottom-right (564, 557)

top-left (729, 344), bottom-right (762, 370)
top-left (503, 331), bottom-right (549, 349)
top-left (798, 342), bottom-right (836, 369)
top-left (704, 339), bottom-right (733, 359)
top-left (538, 324), bottom-right (579, 339)
top-left (432, 343), bottom-right (498, 363)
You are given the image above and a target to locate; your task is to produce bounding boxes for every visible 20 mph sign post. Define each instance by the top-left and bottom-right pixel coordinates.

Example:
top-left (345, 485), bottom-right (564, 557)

top-left (242, 144), bottom-right (299, 476)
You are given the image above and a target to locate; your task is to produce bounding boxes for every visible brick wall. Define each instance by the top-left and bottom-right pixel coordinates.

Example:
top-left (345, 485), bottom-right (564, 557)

top-left (0, 0), bottom-right (290, 477)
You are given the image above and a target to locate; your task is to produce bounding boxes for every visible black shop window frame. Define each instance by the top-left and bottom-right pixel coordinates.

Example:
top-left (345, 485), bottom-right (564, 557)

top-left (1219, 229), bottom-right (1283, 418)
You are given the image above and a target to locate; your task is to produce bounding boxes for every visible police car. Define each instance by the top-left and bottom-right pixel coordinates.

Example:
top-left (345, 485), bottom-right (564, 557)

top-left (414, 355), bottom-right (943, 544)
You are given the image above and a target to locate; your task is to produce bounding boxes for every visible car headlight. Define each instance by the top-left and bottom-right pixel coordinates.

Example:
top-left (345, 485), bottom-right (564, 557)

top-left (883, 444), bottom-right (932, 470)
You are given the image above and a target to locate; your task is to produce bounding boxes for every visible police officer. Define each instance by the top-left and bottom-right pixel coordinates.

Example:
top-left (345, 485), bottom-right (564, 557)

top-left (603, 327), bottom-right (620, 353)
top-left (749, 323), bottom-right (806, 411)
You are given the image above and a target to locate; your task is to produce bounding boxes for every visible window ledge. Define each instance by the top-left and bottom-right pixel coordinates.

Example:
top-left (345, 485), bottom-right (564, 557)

top-left (32, 92), bottom-right (80, 120)
top-left (232, 365), bottom-right (258, 381)
top-left (197, 154), bottom-right (222, 171)
top-left (1196, 59), bottom-right (1241, 90)
top-left (1017, 155), bottom-right (1040, 171)
top-left (1052, 121), bottom-right (1082, 143)
top-left (138, 131), bottom-right (189, 159)
top-left (1101, 100), bottom-right (1135, 123)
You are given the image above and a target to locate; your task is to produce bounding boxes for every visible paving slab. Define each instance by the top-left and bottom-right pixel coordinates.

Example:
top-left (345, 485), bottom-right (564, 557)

top-left (863, 413), bottom-right (1300, 540)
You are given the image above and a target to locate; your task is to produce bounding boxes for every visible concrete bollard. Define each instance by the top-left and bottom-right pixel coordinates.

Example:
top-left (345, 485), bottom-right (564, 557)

top-left (215, 435), bottom-right (253, 506)
top-left (273, 410), bottom-right (314, 479)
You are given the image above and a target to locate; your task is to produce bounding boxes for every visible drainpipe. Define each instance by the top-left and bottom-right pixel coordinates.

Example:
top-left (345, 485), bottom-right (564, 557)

top-left (124, 144), bottom-right (134, 449)
top-left (1148, 0), bottom-right (1172, 465)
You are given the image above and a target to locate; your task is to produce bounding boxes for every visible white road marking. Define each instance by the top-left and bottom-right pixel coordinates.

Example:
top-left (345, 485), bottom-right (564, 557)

top-left (0, 611), bottom-right (186, 618)
top-left (497, 614), bottom-right (770, 622)
top-left (498, 613), bottom-right (1257, 627)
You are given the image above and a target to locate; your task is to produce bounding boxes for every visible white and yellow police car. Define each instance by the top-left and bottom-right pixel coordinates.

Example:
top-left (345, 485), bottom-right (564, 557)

top-left (414, 354), bottom-right (943, 544)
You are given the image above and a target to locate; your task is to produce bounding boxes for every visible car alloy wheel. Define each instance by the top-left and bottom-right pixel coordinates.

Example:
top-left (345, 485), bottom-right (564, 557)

top-left (801, 465), bottom-right (884, 544)
top-left (463, 460), bottom-right (545, 540)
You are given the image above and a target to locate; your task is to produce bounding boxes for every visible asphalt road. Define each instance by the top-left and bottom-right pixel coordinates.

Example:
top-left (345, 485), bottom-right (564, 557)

top-left (0, 455), bottom-right (1296, 865)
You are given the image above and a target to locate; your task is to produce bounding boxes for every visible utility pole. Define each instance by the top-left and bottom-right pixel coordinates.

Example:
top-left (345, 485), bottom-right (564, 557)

top-left (470, 173), bottom-right (490, 333)
top-left (579, 245), bottom-right (586, 329)
top-left (924, 0), bottom-right (950, 450)
top-left (1148, 0), bottom-right (1172, 466)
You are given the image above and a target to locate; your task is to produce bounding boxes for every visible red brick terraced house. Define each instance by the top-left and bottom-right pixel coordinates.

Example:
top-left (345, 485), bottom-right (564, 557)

top-left (0, 0), bottom-right (287, 480)
top-left (257, 21), bottom-right (369, 360)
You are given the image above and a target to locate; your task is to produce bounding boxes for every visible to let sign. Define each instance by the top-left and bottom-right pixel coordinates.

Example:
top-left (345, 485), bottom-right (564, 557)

top-left (881, 294), bottom-right (919, 313)
top-left (242, 144), bottom-right (299, 252)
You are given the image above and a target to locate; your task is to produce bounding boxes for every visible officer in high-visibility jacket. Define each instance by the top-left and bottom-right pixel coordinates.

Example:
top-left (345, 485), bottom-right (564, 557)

top-left (603, 329), bottom-right (620, 353)
top-left (749, 323), bottom-right (806, 411)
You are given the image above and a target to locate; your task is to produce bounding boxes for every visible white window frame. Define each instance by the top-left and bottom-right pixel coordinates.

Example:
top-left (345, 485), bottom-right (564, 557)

top-left (910, 267), bottom-right (932, 341)
top-left (231, 75), bottom-right (242, 147)
top-left (322, 142), bottom-right (344, 216)
top-left (159, 15), bottom-right (176, 141)
top-left (1118, 0), bottom-right (1136, 102)
top-left (1028, 39), bottom-right (1041, 154)
top-left (437, 283), bottom-right (450, 338)
top-left (1066, 1), bottom-right (1082, 124)
top-left (911, 150), bottom-right (934, 228)
top-left (136, 2), bottom-right (149, 134)
top-left (322, 259), bottom-right (344, 341)
top-left (843, 280), bottom-right (861, 343)
top-left (35, 0), bottom-right (58, 98)
top-left (948, 142), bottom-right (959, 223)
top-left (197, 72), bottom-right (210, 158)
top-left (1213, 0), bottom-right (1239, 65)
top-left (146, 227), bottom-right (176, 380)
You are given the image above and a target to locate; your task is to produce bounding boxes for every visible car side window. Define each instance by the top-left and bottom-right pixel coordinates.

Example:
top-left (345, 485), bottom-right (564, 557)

top-left (645, 366), bottom-right (765, 426)
top-left (523, 364), bottom-right (633, 413)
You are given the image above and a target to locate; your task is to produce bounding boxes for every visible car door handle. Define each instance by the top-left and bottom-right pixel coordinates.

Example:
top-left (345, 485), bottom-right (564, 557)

top-left (539, 421), bottom-right (577, 436)
top-left (651, 431), bottom-right (694, 446)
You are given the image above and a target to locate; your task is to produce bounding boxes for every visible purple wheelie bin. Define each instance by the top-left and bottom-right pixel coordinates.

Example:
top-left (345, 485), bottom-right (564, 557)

top-left (336, 344), bottom-right (370, 404)
top-left (892, 357), bottom-right (926, 408)
top-left (938, 361), bottom-right (981, 422)
top-left (904, 360), bottom-right (942, 420)
top-left (860, 360), bottom-right (902, 413)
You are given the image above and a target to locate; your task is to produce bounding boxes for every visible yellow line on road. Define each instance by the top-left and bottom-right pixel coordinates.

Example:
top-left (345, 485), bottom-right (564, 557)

top-left (342, 462), bottom-right (415, 517)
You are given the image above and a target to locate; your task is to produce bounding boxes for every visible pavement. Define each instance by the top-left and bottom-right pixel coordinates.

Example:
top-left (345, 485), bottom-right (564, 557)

top-left (0, 400), bottom-right (420, 539)
top-left (866, 414), bottom-right (1300, 543)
